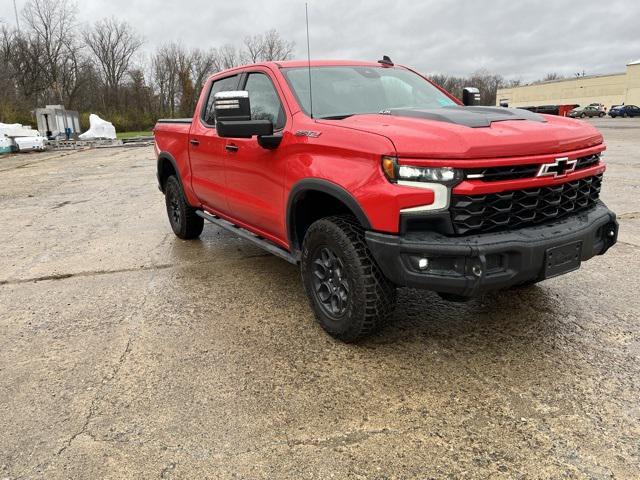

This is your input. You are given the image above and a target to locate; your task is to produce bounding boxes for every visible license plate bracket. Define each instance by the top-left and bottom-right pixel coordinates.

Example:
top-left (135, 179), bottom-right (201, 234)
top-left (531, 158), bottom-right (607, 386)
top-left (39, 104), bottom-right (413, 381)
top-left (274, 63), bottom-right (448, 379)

top-left (544, 241), bottom-right (582, 279)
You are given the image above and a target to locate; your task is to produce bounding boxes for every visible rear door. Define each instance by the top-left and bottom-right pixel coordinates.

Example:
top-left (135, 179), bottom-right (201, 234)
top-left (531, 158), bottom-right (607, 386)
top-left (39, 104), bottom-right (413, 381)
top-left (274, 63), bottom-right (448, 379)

top-left (189, 74), bottom-right (240, 214)
top-left (223, 69), bottom-right (290, 244)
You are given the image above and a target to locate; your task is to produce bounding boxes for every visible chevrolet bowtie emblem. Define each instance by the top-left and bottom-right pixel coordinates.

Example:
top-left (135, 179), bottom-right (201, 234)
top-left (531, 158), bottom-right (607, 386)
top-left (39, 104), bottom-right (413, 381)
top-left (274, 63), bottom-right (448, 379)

top-left (537, 157), bottom-right (577, 178)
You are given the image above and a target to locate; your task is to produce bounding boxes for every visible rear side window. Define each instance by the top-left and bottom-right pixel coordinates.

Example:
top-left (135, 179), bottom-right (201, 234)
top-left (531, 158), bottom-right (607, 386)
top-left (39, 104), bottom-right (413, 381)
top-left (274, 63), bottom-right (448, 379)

top-left (202, 75), bottom-right (239, 125)
top-left (244, 73), bottom-right (286, 130)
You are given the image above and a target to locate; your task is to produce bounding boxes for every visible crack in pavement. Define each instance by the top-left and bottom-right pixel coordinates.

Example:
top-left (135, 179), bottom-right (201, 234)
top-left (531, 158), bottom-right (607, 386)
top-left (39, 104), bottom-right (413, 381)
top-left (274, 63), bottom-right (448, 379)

top-left (21, 266), bottom-right (160, 479)
top-left (0, 254), bottom-right (287, 286)
top-left (55, 337), bottom-right (133, 458)
top-left (0, 264), bottom-right (174, 285)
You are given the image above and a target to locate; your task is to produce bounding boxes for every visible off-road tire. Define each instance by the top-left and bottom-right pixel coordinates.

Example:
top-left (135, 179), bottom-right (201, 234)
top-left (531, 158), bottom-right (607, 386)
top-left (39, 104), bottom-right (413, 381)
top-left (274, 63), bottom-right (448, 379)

top-left (165, 175), bottom-right (204, 239)
top-left (301, 215), bottom-right (396, 342)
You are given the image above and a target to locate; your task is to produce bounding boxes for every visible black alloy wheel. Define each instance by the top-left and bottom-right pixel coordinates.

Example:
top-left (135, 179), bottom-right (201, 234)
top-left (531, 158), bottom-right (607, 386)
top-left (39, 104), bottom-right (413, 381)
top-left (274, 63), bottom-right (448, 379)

top-left (164, 175), bottom-right (204, 239)
top-left (168, 188), bottom-right (182, 229)
top-left (311, 247), bottom-right (350, 318)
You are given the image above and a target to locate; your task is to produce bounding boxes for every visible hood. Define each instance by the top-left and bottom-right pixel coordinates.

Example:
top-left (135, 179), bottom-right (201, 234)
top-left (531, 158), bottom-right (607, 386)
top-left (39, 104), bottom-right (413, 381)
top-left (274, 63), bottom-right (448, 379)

top-left (318, 107), bottom-right (603, 158)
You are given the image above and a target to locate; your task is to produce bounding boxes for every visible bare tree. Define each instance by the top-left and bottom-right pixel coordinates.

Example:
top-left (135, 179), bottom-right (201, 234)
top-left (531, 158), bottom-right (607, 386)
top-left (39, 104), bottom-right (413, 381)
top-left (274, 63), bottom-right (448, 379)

top-left (503, 78), bottom-right (523, 88)
top-left (242, 30), bottom-right (294, 63)
top-left (83, 17), bottom-right (143, 108)
top-left (1, 18), bottom-right (297, 129)
top-left (23, 0), bottom-right (77, 102)
top-left (542, 72), bottom-right (563, 82)
top-left (260, 29), bottom-right (294, 61)
top-left (8, 29), bottom-right (48, 99)
top-left (215, 44), bottom-right (241, 70)
top-left (430, 70), bottom-right (506, 106)
top-left (243, 34), bottom-right (264, 63)
top-left (190, 48), bottom-right (219, 97)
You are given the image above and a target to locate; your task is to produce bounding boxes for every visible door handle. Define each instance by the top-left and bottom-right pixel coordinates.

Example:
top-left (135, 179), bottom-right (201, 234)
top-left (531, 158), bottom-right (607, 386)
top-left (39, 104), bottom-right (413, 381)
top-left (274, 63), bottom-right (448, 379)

top-left (189, 139), bottom-right (200, 146)
top-left (225, 144), bottom-right (239, 152)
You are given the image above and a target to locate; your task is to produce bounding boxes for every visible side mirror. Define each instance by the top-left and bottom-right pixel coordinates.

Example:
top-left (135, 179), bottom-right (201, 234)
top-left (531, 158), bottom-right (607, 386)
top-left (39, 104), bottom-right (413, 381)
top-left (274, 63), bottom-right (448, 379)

top-left (462, 87), bottom-right (481, 106)
top-left (213, 90), bottom-right (273, 138)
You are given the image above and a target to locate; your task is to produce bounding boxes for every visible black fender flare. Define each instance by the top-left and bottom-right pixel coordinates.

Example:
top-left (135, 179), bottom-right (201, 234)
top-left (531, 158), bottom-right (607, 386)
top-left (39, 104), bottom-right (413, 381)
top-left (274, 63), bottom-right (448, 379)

top-left (156, 151), bottom-right (181, 193)
top-left (156, 151), bottom-right (199, 208)
top-left (286, 178), bottom-right (372, 252)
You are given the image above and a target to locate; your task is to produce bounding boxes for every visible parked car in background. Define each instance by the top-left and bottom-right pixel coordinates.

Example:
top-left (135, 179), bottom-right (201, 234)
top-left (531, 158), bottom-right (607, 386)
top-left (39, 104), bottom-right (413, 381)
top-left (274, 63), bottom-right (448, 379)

top-left (609, 105), bottom-right (640, 118)
top-left (568, 106), bottom-right (605, 118)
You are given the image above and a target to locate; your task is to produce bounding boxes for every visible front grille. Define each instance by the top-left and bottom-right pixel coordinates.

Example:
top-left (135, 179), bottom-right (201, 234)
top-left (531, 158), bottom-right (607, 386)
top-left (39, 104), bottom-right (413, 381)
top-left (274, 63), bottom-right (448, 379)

top-left (450, 174), bottom-right (602, 235)
top-left (575, 154), bottom-right (600, 169)
top-left (465, 153), bottom-right (600, 182)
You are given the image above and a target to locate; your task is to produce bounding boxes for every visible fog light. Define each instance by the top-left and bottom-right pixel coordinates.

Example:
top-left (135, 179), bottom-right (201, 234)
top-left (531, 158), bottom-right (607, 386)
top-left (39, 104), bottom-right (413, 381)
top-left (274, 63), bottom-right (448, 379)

top-left (472, 265), bottom-right (483, 277)
top-left (607, 229), bottom-right (615, 238)
top-left (418, 258), bottom-right (429, 270)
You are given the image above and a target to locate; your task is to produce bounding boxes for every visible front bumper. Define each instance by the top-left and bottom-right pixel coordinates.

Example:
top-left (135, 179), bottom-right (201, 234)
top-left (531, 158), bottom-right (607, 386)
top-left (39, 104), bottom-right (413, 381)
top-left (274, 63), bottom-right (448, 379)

top-left (366, 201), bottom-right (618, 297)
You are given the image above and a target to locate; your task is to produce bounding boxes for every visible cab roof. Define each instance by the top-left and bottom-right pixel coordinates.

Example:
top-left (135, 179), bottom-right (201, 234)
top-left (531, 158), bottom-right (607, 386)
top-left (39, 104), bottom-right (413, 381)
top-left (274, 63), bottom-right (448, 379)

top-left (273, 59), bottom-right (389, 68)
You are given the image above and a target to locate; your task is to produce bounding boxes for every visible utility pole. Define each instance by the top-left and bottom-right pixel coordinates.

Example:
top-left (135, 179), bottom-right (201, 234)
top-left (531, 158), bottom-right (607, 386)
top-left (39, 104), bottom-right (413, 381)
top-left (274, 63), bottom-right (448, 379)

top-left (13, 0), bottom-right (21, 32)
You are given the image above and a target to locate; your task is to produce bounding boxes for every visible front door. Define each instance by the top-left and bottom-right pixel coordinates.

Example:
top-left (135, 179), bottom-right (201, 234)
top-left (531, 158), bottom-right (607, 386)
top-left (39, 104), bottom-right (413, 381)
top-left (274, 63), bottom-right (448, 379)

top-left (188, 74), bottom-right (240, 215)
top-left (223, 70), bottom-right (289, 244)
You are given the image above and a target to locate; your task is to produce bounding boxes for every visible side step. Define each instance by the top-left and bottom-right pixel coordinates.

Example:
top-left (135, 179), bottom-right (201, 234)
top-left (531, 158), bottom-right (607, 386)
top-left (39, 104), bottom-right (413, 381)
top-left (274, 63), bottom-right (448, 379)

top-left (196, 210), bottom-right (298, 265)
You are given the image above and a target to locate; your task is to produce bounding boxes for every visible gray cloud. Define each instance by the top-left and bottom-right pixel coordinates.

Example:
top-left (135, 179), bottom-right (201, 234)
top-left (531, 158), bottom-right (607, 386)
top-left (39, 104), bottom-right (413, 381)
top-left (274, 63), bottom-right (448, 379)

top-left (7, 0), bottom-right (640, 81)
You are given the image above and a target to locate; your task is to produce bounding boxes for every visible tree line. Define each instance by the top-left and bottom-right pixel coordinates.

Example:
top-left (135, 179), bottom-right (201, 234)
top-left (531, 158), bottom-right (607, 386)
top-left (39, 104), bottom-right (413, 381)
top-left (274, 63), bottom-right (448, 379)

top-left (0, 0), bottom-right (294, 132)
top-left (1, 0), bottom-right (559, 133)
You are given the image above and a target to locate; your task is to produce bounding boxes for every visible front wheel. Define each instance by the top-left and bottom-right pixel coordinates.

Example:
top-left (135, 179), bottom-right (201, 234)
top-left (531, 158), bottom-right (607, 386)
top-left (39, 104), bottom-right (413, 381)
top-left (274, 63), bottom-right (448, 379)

top-left (580, 113), bottom-right (586, 118)
top-left (301, 215), bottom-right (396, 342)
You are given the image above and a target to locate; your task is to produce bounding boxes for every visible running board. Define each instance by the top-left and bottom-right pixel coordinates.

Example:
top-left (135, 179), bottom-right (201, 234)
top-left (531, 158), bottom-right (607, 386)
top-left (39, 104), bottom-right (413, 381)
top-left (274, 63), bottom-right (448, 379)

top-left (196, 210), bottom-right (298, 265)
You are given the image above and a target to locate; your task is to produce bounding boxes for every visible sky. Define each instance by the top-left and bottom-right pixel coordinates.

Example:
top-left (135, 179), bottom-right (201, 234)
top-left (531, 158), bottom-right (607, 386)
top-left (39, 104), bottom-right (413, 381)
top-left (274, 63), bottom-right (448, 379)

top-left (4, 0), bottom-right (640, 82)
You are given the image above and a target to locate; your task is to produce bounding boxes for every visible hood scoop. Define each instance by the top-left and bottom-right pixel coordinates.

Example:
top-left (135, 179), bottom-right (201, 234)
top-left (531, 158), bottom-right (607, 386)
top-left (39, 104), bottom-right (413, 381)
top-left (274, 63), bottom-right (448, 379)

top-left (386, 105), bottom-right (547, 128)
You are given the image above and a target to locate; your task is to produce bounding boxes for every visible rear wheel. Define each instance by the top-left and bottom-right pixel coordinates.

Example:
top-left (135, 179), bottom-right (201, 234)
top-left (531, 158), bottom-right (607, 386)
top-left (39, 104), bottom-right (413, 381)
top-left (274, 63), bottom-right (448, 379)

top-left (580, 113), bottom-right (586, 118)
top-left (301, 215), bottom-right (396, 342)
top-left (599, 112), bottom-right (605, 117)
top-left (165, 175), bottom-right (204, 239)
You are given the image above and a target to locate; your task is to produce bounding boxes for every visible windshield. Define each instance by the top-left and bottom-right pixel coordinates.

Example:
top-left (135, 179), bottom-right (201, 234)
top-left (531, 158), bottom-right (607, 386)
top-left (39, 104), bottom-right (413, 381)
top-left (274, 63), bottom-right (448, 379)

top-left (282, 66), bottom-right (458, 119)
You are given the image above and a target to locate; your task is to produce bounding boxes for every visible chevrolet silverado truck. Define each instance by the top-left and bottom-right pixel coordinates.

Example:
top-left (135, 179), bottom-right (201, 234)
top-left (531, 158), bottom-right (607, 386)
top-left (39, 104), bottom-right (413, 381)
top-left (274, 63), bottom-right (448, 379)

top-left (154, 58), bottom-right (618, 341)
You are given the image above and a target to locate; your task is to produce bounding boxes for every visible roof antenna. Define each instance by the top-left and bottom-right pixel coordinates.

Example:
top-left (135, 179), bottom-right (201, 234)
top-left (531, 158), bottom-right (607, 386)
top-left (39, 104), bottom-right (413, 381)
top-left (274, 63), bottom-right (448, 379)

top-left (305, 3), bottom-right (313, 118)
top-left (378, 55), bottom-right (394, 67)
top-left (13, 0), bottom-right (21, 32)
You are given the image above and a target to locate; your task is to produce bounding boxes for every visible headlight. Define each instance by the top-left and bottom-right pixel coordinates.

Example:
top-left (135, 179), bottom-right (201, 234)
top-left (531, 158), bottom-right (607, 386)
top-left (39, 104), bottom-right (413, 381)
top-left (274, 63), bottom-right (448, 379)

top-left (382, 156), bottom-right (462, 186)
top-left (381, 156), bottom-right (462, 212)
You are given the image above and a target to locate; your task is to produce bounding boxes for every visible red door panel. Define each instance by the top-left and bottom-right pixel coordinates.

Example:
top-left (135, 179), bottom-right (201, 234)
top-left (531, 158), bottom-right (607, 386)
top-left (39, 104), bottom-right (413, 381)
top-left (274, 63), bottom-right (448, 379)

top-left (188, 74), bottom-right (241, 214)
top-left (223, 70), bottom-right (290, 243)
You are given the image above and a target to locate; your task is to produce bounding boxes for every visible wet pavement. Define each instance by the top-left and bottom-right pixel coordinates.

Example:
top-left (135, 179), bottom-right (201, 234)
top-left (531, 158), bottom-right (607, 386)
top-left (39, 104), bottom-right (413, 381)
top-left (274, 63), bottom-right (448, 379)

top-left (1, 118), bottom-right (639, 479)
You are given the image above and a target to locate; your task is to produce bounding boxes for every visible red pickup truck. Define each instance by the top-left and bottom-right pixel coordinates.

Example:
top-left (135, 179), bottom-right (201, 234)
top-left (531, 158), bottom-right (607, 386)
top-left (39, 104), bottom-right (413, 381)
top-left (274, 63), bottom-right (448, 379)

top-left (154, 58), bottom-right (618, 341)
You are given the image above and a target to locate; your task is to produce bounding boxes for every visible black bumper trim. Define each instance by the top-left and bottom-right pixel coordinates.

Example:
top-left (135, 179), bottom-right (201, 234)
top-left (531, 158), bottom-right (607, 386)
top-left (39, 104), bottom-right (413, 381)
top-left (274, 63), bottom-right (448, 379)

top-left (366, 202), bottom-right (618, 297)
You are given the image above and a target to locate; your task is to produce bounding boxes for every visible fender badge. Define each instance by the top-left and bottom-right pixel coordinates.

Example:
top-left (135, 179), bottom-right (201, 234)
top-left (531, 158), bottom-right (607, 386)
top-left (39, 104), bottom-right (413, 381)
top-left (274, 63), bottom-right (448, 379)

top-left (295, 130), bottom-right (322, 138)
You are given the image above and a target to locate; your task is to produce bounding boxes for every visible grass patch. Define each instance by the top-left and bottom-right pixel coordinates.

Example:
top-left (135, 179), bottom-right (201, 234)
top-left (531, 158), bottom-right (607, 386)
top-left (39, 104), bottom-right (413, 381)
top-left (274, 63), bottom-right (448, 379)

top-left (116, 131), bottom-right (153, 139)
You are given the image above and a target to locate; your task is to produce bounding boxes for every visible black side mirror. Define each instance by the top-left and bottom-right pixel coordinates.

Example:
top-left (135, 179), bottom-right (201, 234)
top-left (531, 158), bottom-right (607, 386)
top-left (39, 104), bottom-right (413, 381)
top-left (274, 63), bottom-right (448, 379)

top-left (214, 91), bottom-right (273, 138)
top-left (462, 87), bottom-right (481, 106)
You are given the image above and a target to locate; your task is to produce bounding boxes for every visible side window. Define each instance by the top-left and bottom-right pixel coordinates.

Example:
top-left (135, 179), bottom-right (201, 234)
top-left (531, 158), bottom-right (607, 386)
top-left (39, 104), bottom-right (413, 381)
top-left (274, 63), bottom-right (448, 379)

top-left (203, 75), bottom-right (239, 125)
top-left (244, 73), bottom-right (286, 130)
